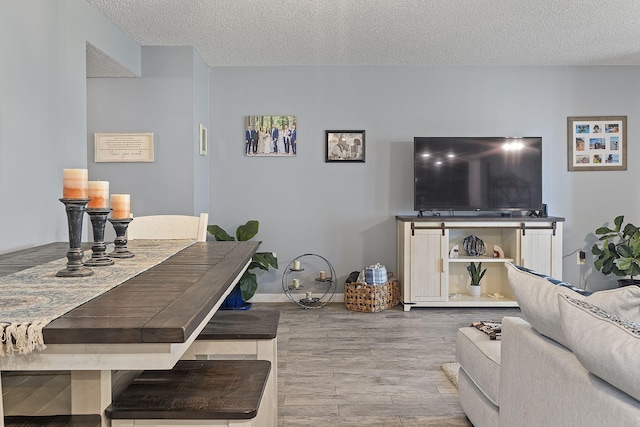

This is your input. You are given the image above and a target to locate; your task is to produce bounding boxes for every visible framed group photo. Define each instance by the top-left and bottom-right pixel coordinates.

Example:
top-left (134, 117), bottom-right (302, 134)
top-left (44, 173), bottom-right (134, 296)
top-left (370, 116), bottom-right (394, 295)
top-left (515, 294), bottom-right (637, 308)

top-left (567, 116), bottom-right (626, 171)
top-left (325, 130), bottom-right (365, 162)
top-left (245, 115), bottom-right (297, 157)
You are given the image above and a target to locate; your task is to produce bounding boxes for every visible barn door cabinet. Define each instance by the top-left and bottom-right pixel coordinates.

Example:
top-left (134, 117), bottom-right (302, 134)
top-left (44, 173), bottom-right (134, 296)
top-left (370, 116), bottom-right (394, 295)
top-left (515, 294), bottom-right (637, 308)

top-left (396, 216), bottom-right (564, 310)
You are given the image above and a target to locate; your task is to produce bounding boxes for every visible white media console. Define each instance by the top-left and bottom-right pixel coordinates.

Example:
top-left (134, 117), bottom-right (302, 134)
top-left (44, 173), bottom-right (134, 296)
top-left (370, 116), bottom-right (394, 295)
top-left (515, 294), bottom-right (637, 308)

top-left (396, 216), bottom-right (564, 310)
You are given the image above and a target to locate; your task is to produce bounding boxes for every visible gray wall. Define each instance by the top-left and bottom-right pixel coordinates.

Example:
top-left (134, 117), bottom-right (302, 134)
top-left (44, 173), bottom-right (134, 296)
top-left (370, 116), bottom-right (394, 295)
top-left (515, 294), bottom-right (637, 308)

top-left (0, 0), bottom-right (139, 253)
top-left (88, 46), bottom-right (210, 230)
top-left (3, 1), bottom-right (640, 296)
top-left (210, 66), bottom-right (640, 295)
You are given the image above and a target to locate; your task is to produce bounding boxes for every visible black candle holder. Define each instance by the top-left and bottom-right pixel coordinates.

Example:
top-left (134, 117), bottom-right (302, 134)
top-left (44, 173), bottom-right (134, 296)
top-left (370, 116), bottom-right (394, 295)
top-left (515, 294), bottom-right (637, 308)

top-left (108, 217), bottom-right (134, 258)
top-left (56, 198), bottom-right (94, 277)
top-left (85, 208), bottom-right (115, 267)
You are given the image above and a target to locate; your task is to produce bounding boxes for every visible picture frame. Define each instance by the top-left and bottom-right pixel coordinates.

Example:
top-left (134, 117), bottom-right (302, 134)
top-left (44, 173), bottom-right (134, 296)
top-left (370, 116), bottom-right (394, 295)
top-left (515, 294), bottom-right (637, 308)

top-left (245, 115), bottom-right (297, 156)
top-left (94, 132), bottom-right (154, 162)
top-left (199, 124), bottom-right (208, 155)
top-left (325, 130), bottom-right (365, 162)
top-left (567, 116), bottom-right (626, 171)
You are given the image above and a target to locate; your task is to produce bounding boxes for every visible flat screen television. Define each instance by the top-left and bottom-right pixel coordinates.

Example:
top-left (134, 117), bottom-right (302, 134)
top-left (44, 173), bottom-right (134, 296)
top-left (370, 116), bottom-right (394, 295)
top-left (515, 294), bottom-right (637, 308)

top-left (414, 137), bottom-right (543, 213)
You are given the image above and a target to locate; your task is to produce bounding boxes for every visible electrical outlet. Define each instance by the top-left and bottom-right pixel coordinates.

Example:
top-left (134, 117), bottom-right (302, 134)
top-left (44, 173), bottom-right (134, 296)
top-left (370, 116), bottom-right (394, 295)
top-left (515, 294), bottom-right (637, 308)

top-left (577, 251), bottom-right (586, 265)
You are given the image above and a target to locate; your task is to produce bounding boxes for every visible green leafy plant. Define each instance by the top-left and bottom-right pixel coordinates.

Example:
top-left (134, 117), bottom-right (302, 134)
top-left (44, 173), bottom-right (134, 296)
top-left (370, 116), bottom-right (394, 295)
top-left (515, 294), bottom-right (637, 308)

top-left (592, 215), bottom-right (640, 279)
top-left (207, 220), bottom-right (278, 301)
top-left (467, 262), bottom-right (487, 286)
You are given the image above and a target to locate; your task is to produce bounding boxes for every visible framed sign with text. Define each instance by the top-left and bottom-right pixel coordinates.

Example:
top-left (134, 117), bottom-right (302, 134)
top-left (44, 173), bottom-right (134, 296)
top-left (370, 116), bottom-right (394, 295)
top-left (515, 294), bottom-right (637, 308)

top-left (94, 132), bottom-right (154, 163)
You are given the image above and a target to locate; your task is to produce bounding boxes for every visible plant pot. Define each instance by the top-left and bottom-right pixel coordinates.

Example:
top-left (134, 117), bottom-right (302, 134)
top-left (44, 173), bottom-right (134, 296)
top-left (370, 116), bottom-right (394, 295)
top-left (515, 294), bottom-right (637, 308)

top-left (219, 286), bottom-right (252, 310)
top-left (469, 285), bottom-right (482, 297)
top-left (617, 279), bottom-right (640, 288)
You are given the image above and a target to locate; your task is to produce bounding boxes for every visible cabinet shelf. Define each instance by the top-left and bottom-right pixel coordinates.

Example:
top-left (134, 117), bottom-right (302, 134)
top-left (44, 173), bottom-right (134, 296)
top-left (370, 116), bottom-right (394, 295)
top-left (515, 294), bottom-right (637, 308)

top-left (448, 257), bottom-right (515, 263)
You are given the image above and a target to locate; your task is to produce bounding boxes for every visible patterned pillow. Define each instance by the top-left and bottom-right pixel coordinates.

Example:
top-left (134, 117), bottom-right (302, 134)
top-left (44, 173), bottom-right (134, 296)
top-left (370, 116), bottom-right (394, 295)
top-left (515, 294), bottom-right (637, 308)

top-left (559, 294), bottom-right (640, 401)
top-left (514, 265), bottom-right (592, 296)
top-left (506, 263), bottom-right (640, 347)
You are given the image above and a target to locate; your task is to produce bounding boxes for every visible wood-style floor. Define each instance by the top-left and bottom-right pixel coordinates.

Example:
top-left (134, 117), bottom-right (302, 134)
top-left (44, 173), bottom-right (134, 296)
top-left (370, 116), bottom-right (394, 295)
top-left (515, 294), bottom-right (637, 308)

top-left (272, 302), bottom-right (522, 427)
top-left (2, 302), bottom-right (523, 427)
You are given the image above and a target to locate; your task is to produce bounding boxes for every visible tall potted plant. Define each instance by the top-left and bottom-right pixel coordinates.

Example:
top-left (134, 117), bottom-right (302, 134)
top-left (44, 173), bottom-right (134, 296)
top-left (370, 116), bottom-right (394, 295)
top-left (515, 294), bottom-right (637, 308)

top-left (208, 220), bottom-right (278, 309)
top-left (592, 215), bottom-right (640, 286)
top-left (467, 262), bottom-right (486, 297)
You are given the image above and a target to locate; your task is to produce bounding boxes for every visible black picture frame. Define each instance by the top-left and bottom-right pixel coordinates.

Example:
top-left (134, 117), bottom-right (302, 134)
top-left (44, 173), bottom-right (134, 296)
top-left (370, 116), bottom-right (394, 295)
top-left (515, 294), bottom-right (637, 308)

top-left (325, 130), bottom-right (365, 162)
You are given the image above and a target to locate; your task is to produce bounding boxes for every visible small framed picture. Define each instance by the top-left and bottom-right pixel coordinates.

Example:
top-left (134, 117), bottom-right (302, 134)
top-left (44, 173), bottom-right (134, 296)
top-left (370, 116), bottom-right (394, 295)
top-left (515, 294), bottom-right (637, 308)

top-left (199, 124), bottom-right (208, 155)
top-left (567, 116), bottom-right (626, 171)
top-left (325, 130), bottom-right (365, 162)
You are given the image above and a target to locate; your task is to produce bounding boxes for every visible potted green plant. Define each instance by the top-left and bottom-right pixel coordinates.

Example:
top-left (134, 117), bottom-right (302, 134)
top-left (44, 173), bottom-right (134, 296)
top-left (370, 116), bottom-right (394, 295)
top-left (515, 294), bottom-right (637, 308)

top-left (467, 262), bottom-right (486, 297)
top-left (208, 220), bottom-right (278, 309)
top-left (592, 215), bottom-right (640, 287)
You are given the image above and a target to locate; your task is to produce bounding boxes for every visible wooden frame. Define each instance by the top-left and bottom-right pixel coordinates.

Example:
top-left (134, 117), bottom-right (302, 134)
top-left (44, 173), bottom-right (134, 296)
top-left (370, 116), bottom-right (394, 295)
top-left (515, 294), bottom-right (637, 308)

top-left (325, 130), bottom-right (365, 162)
top-left (199, 124), bottom-right (208, 155)
top-left (94, 132), bottom-right (154, 163)
top-left (567, 116), bottom-right (626, 171)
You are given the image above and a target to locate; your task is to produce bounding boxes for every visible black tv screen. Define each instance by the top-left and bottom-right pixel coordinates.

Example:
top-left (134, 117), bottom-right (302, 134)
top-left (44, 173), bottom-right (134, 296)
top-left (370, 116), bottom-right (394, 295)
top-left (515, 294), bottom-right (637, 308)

top-left (414, 137), bottom-right (542, 212)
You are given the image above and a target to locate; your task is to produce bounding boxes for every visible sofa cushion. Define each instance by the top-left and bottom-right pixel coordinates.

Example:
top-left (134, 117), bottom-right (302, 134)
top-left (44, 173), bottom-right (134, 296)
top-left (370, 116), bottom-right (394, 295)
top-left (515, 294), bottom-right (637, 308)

top-left (505, 263), bottom-right (640, 347)
top-left (512, 265), bottom-right (592, 295)
top-left (456, 326), bottom-right (501, 406)
top-left (558, 294), bottom-right (640, 402)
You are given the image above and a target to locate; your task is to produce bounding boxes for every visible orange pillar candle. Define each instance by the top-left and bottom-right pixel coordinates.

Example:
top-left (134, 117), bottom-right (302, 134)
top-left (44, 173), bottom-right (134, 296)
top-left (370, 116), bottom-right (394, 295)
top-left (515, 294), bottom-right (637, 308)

top-left (62, 169), bottom-right (88, 199)
top-left (87, 181), bottom-right (109, 209)
top-left (110, 194), bottom-right (130, 219)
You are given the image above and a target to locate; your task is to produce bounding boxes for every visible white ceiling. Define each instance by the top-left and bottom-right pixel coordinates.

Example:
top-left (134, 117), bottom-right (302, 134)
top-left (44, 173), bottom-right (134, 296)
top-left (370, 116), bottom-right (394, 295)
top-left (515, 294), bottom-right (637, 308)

top-left (86, 0), bottom-right (640, 68)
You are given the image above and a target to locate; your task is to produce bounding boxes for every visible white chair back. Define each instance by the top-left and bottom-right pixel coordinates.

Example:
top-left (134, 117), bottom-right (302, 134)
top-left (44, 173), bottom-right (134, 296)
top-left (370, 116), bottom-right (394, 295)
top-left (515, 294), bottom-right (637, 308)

top-left (127, 213), bottom-right (208, 242)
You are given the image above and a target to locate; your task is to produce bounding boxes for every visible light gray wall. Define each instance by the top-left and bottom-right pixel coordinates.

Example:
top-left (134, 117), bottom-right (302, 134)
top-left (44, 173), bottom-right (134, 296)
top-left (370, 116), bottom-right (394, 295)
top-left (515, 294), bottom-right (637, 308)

top-left (88, 46), bottom-right (209, 226)
top-left (3, 1), bottom-right (640, 295)
top-left (210, 66), bottom-right (640, 294)
top-left (0, 0), bottom-right (139, 254)
top-left (193, 52), bottom-right (211, 216)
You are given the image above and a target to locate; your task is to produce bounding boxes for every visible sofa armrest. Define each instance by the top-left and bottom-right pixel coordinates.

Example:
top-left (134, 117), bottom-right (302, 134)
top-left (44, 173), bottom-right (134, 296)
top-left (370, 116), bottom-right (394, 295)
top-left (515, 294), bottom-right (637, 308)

top-left (500, 317), bottom-right (640, 427)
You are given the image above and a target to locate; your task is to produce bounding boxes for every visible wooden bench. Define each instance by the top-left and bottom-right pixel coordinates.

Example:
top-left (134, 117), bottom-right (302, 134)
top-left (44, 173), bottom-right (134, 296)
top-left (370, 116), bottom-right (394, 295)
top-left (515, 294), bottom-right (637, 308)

top-left (106, 360), bottom-right (271, 426)
top-left (4, 415), bottom-right (101, 427)
top-left (182, 310), bottom-right (280, 427)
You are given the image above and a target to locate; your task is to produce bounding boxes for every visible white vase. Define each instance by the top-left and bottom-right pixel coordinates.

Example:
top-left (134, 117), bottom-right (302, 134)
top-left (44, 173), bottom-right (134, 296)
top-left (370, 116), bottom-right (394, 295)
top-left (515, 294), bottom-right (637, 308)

top-left (469, 284), bottom-right (482, 297)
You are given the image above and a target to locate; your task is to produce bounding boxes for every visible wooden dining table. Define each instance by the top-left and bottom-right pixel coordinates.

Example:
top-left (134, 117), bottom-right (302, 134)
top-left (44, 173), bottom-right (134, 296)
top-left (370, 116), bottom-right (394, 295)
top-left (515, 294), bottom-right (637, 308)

top-left (0, 240), bottom-right (258, 427)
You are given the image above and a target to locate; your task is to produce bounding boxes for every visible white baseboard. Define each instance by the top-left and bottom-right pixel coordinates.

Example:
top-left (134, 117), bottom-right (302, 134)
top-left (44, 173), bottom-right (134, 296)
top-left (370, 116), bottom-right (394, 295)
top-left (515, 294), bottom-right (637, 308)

top-left (250, 293), bottom-right (344, 303)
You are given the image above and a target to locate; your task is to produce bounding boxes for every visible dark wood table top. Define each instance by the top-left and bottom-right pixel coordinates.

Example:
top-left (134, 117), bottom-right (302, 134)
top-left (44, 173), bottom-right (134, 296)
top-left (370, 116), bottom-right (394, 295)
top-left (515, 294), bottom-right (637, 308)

top-left (0, 241), bottom-right (258, 345)
top-left (0, 242), bottom-right (72, 276)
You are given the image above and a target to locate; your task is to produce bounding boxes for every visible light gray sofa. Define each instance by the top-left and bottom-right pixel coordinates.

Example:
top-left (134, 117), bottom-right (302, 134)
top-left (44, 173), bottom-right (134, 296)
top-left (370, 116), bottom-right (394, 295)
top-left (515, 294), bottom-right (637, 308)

top-left (456, 263), bottom-right (640, 427)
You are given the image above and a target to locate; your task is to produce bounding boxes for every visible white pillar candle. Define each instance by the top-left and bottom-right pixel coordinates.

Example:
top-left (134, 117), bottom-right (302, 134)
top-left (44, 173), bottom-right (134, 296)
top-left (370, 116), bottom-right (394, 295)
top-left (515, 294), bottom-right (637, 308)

top-left (293, 260), bottom-right (301, 270)
top-left (87, 181), bottom-right (109, 209)
top-left (293, 279), bottom-right (300, 289)
top-left (110, 194), bottom-right (130, 219)
top-left (62, 168), bottom-right (88, 199)
top-left (319, 271), bottom-right (326, 280)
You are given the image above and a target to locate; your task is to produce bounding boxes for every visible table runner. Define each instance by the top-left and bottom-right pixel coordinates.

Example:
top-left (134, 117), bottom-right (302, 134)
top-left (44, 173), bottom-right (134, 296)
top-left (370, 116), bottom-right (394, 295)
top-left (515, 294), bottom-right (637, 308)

top-left (0, 240), bottom-right (196, 356)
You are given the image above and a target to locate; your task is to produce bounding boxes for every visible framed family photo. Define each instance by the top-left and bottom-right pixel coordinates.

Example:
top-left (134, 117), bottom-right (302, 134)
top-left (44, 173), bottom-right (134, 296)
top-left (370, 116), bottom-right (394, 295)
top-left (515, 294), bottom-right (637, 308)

top-left (245, 115), bottom-right (297, 156)
top-left (567, 116), bottom-right (626, 171)
top-left (325, 130), bottom-right (365, 162)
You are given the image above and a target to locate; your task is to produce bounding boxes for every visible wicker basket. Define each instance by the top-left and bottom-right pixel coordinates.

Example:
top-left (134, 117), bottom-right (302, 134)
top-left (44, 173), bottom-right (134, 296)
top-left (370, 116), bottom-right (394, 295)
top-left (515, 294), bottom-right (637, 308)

top-left (344, 279), bottom-right (400, 313)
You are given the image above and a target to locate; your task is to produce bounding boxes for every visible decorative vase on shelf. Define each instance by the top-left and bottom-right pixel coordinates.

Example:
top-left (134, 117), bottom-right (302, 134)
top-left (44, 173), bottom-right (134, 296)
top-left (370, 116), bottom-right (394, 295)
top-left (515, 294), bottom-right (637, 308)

top-left (463, 235), bottom-right (486, 256)
top-left (469, 284), bottom-right (482, 297)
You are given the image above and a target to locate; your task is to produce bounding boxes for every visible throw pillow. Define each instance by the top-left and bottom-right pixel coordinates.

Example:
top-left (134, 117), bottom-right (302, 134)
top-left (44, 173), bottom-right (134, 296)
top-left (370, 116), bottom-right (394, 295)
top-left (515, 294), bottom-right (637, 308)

top-left (558, 294), bottom-right (640, 401)
top-left (505, 262), bottom-right (640, 347)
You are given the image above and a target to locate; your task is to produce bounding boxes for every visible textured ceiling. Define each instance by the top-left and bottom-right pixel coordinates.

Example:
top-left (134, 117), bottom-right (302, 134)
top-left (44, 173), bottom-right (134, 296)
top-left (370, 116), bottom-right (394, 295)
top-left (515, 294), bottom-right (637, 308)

top-left (86, 0), bottom-right (640, 68)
